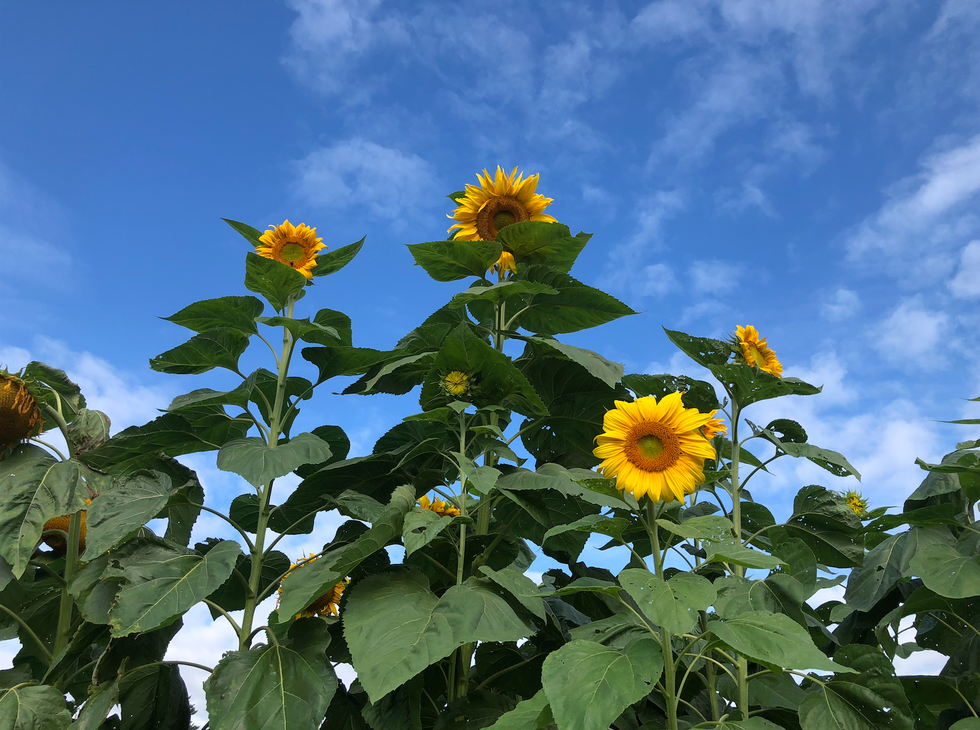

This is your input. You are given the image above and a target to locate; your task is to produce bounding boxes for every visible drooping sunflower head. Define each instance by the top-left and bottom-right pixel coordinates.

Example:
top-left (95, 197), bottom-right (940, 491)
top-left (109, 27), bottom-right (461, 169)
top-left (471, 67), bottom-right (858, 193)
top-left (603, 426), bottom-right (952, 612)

top-left (492, 251), bottom-right (518, 279)
top-left (255, 220), bottom-right (327, 281)
top-left (842, 490), bottom-right (869, 518)
top-left (593, 393), bottom-right (716, 503)
top-left (419, 494), bottom-right (461, 518)
top-left (277, 554), bottom-right (349, 619)
top-left (441, 370), bottom-right (473, 399)
top-left (0, 371), bottom-right (43, 457)
top-left (42, 499), bottom-right (91, 553)
top-left (448, 166), bottom-right (557, 243)
top-left (701, 411), bottom-right (728, 440)
top-left (734, 325), bottom-right (783, 378)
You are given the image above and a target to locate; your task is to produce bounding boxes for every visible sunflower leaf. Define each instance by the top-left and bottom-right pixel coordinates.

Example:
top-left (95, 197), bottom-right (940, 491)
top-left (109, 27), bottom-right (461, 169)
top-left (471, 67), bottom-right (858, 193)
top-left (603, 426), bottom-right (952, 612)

top-left (497, 221), bottom-right (590, 273)
top-left (312, 236), bottom-right (365, 277)
top-left (163, 295), bottom-right (264, 335)
top-left (216, 433), bottom-right (333, 489)
top-left (623, 372), bottom-right (721, 412)
top-left (223, 217), bottom-right (264, 247)
top-left (301, 346), bottom-right (394, 385)
top-left (244, 251), bottom-right (307, 312)
top-left (620, 569), bottom-right (717, 635)
top-left (516, 266), bottom-right (637, 335)
top-left (407, 240), bottom-right (502, 282)
top-left (149, 327), bottom-right (249, 376)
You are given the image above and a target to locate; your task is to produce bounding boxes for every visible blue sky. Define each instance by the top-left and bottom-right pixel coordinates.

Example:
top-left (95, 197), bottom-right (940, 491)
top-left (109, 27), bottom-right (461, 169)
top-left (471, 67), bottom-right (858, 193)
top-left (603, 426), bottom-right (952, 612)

top-left (2, 0), bottom-right (979, 700)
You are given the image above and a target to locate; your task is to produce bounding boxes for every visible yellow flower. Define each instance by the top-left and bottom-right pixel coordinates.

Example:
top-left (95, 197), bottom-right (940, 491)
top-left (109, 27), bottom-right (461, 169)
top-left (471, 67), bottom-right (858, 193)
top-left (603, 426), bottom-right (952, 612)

top-left (735, 325), bottom-right (783, 378)
top-left (255, 220), bottom-right (326, 280)
top-left (593, 393), bottom-right (716, 503)
top-left (843, 490), bottom-right (869, 518)
top-left (277, 554), bottom-right (348, 619)
top-left (701, 412), bottom-right (728, 439)
top-left (448, 166), bottom-right (556, 243)
top-left (419, 494), bottom-right (461, 518)
top-left (492, 251), bottom-right (518, 278)
top-left (42, 499), bottom-right (91, 554)
top-left (0, 372), bottom-right (42, 457)
top-left (441, 371), bottom-right (472, 398)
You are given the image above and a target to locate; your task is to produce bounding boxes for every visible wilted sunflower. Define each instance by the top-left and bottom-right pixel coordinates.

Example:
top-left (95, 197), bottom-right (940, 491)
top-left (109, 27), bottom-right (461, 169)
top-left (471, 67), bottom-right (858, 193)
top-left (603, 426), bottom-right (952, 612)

top-left (594, 393), bottom-right (716, 503)
top-left (441, 370), bottom-right (473, 398)
top-left (277, 554), bottom-right (348, 619)
top-left (42, 499), bottom-right (91, 553)
top-left (255, 220), bottom-right (326, 280)
top-left (735, 325), bottom-right (783, 378)
top-left (0, 372), bottom-right (42, 457)
top-left (419, 494), bottom-right (461, 518)
top-left (842, 490), bottom-right (869, 518)
top-left (448, 166), bottom-right (556, 274)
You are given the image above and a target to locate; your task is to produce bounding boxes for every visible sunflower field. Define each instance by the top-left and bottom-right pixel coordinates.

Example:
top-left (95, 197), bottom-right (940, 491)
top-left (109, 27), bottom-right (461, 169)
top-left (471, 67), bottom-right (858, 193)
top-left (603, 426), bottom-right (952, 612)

top-left (1, 167), bottom-right (979, 730)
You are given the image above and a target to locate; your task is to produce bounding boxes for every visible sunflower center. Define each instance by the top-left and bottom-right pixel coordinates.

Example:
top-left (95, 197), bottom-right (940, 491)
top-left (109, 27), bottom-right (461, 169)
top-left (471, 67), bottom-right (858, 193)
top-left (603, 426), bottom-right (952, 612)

top-left (278, 241), bottom-right (308, 264)
top-left (476, 197), bottom-right (530, 241)
top-left (624, 421), bottom-right (682, 472)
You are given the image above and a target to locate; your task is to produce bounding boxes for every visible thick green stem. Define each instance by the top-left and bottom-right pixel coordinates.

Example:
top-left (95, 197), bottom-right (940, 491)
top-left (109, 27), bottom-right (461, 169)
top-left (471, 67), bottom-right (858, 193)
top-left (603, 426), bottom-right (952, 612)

top-left (645, 505), bottom-right (678, 730)
top-left (53, 509), bottom-right (83, 659)
top-left (728, 402), bottom-right (751, 721)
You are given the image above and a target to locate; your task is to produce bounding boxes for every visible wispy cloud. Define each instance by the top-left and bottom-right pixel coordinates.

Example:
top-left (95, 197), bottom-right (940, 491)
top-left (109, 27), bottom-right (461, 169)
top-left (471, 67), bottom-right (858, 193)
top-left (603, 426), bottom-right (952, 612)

top-left (821, 288), bottom-right (862, 321)
top-left (872, 297), bottom-right (951, 370)
top-left (948, 240), bottom-right (980, 299)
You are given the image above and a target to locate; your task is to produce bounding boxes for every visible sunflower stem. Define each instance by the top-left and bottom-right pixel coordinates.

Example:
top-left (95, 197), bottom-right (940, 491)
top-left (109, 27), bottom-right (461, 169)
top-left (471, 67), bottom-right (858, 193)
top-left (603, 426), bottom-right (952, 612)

top-left (53, 509), bottom-right (83, 660)
top-left (647, 506), bottom-right (679, 730)
top-left (455, 410), bottom-right (474, 700)
top-left (728, 401), bottom-right (751, 721)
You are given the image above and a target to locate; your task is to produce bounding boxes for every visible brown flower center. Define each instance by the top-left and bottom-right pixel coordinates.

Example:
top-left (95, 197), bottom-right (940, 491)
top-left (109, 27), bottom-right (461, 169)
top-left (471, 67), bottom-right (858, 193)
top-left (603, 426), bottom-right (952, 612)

top-left (624, 421), bottom-right (682, 472)
top-left (476, 196), bottom-right (530, 241)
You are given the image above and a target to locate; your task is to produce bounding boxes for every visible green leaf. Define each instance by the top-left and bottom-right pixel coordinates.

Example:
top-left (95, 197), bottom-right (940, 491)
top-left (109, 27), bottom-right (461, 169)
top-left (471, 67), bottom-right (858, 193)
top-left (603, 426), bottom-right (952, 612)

top-left (216, 432), bottom-right (332, 489)
top-left (450, 280), bottom-right (558, 310)
top-left (709, 611), bottom-right (851, 673)
top-left (717, 721), bottom-right (785, 730)
top-left (117, 663), bottom-right (193, 730)
top-left (66, 408), bottom-right (111, 456)
top-left (258, 315), bottom-right (341, 346)
top-left (798, 645), bottom-right (913, 730)
top-left (301, 345), bottom-right (392, 385)
top-left (107, 538), bottom-right (241, 636)
top-left (83, 471), bottom-right (175, 558)
top-left (149, 327), bottom-right (249, 375)
top-left (313, 236), bottom-right (365, 277)
top-left (205, 642), bottom-right (336, 730)
top-left (542, 514), bottom-right (629, 542)
top-left (516, 266), bottom-right (636, 335)
top-left (244, 251), bottom-right (307, 311)
top-left (620, 569), bottom-right (717, 635)
top-left (22, 362), bottom-right (85, 430)
top-left (843, 533), bottom-right (908, 612)
top-left (485, 689), bottom-right (552, 730)
top-left (439, 579), bottom-right (535, 643)
top-left (705, 542), bottom-right (786, 570)
top-left (497, 222), bottom-right (590, 273)
top-left (908, 544), bottom-right (980, 598)
top-left (0, 448), bottom-right (91, 577)
top-left (759, 427), bottom-right (861, 480)
top-left (162, 295), bottom-right (264, 335)
top-left (527, 337), bottom-right (624, 388)
top-left (402, 507), bottom-right (455, 556)
top-left (73, 678), bottom-right (120, 730)
top-left (408, 239), bottom-right (502, 281)
top-left (777, 485), bottom-right (864, 568)
top-left (541, 638), bottom-right (663, 730)
top-left (542, 577), bottom-right (623, 598)
top-left (622, 373), bottom-right (721, 412)
top-left (223, 217), bottom-right (264, 247)
top-left (657, 515), bottom-right (733, 542)
top-left (0, 684), bottom-right (71, 729)
top-left (478, 566), bottom-right (546, 619)
top-left (951, 720), bottom-right (980, 730)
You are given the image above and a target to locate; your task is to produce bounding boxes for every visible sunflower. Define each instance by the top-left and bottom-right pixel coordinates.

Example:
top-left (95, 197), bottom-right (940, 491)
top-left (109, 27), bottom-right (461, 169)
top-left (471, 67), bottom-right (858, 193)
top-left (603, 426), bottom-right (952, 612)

top-left (255, 220), bottom-right (326, 280)
top-left (492, 251), bottom-right (518, 278)
top-left (735, 325), bottom-right (783, 378)
top-left (593, 393), bottom-right (716, 502)
top-left (447, 166), bottom-right (557, 274)
top-left (0, 372), bottom-right (42, 457)
top-left (441, 370), bottom-right (473, 398)
top-left (842, 490), bottom-right (869, 518)
top-left (701, 412), bottom-right (728, 439)
top-left (277, 554), bottom-right (348, 619)
top-left (419, 494), bottom-right (461, 518)
top-left (42, 500), bottom-right (91, 553)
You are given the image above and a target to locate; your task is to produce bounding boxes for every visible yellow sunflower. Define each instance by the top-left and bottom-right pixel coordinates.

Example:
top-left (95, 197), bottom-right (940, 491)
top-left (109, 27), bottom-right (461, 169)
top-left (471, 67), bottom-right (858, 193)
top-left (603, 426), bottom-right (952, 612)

top-left (735, 325), bottom-right (783, 378)
top-left (0, 372), bottom-right (42, 457)
top-left (255, 220), bottom-right (326, 280)
top-left (441, 370), bottom-right (473, 398)
top-left (277, 554), bottom-right (348, 619)
top-left (447, 166), bottom-right (557, 274)
top-left (42, 499), bottom-right (91, 554)
top-left (419, 494), bottom-right (461, 518)
top-left (701, 412), bottom-right (728, 439)
top-left (842, 490), bottom-right (869, 518)
top-left (492, 251), bottom-right (518, 278)
top-left (593, 393), bottom-right (716, 503)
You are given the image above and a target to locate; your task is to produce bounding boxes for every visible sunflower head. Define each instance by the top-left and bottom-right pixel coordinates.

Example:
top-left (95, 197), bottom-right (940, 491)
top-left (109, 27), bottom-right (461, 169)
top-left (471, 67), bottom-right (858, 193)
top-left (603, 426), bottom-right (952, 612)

top-left (256, 220), bottom-right (327, 281)
top-left (419, 494), bottom-right (461, 518)
top-left (440, 370), bottom-right (473, 399)
top-left (593, 393), bottom-right (716, 503)
top-left (842, 490), bottom-right (869, 518)
top-left (0, 371), bottom-right (43, 457)
top-left (701, 411), bottom-right (728, 440)
top-left (734, 325), bottom-right (783, 378)
top-left (42, 500), bottom-right (91, 554)
top-left (448, 166), bottom-right (557, 243)
top-left (277, 554), bottom-right (349, 619)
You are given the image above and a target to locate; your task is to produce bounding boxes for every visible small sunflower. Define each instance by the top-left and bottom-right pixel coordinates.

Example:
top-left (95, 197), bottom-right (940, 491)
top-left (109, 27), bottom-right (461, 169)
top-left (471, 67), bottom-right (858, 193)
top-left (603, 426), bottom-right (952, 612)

top-left (42, 500), bottom-right (91, 553)
top-left (419, 494), bottom-right (461, 518)
top-left (701, 412), bottom-right (728, 439)
top-left (842, 490), bottom-right (869, 518)
top-left (441, 370), bottom-right (473, 399)
top-left (735, 325), bottom-right (783, 378)
top-left (593, 393), bottom-right (716, 503)
top-left (0, 371), bottom-right (43, 457)
top-left (448, 166), bottom-right (557, 275)
top-left (277, 554), bottom-right (348, 619)
top-left (255, 220), bottom-right (326, 280)
top-left (492, 251), bottom-right (518, 278)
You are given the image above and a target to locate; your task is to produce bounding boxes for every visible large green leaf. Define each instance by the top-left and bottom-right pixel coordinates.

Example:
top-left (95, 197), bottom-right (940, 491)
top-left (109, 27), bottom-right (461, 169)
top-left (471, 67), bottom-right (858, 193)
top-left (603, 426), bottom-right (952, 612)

top-left (244, 251), bottom-right (308, 311)
top-left (163, 295), bottom-right (263, 335)
top-left (216, 432), bottom-right (332, 489)
top-left (622, 372), bottom-right (721, 412)
top-left (844, 533), bottom-right (908, 611)
top-left (407, 239), bottom-right (502, 281)
top-left (705, 542), bottom-right (786, 570)
top-left (66, 408), bottom-right (111, 456)
top-left (526, 337), bottom-right (624, 388)
top-left (438, 579), bottom-right (534, 643)
top-left (515, 266), bottom-right (636, 335)
top-left (541, 638), bottom-right (663, 730)
top-left (205, 642), bottom-right (336, 730)
top-left (301, 345), bottom-right (392, 385)
top-left (656, 515), bottom-right (733, 542)
top-left (709, 611), bottom-right (851, 673)
top-left (620, 569), bottom-right (717, 635)
top-left (450, 280), bottom-right (558, 310)
top-left (149, 327), bottom-right (249, 375)
top-left (402, 507), bottom-right (455, 556)
top-left (758, 426), bottom-right (861, 480)
top-left (484, 689), bottom-right (553, 730)
top-left (479, 566), bottom-right (546, 619)
top-left (73, 678), bottom-right (119, 730)
top-left (0, 684), bottom-right (71, 729)
top-left (117, 663), bottom-right (193, 730)
top-left (82, 471), bottom-right (175, 558)
top-left (908, 544), bottom-right (980, 598)
top-left (0, 447), bottom-right (91, 576)
top-left (799, 645), bottom-right (913, 730)
top-left (21, 362), bottom-right (85, 431)
top-left (497, 221), bottom-right (590, 273)
top-left (223, 217), bottom-right (264, 247)
top-left (776, 486), bottom-right (864, 568)
top-left (107, 538), bottom-right (241, 636)
top-left (313, 236), bottom-right (365, 277)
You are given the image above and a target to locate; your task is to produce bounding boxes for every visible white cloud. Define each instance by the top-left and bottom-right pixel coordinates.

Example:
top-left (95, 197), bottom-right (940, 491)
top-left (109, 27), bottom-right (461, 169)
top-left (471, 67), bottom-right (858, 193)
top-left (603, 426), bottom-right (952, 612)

top-left (636, 263), bottom-right (677, 298)
top-left (295, 138), bottom-right (437, 222)
top-left (871, 297), bottom-right (950, 369)
top-left (948, 239), bottom-right (980, 298)
top-left (688, 259), bottom-right (744, 295)
top-left (821, 288), bottom-right (861, 321)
